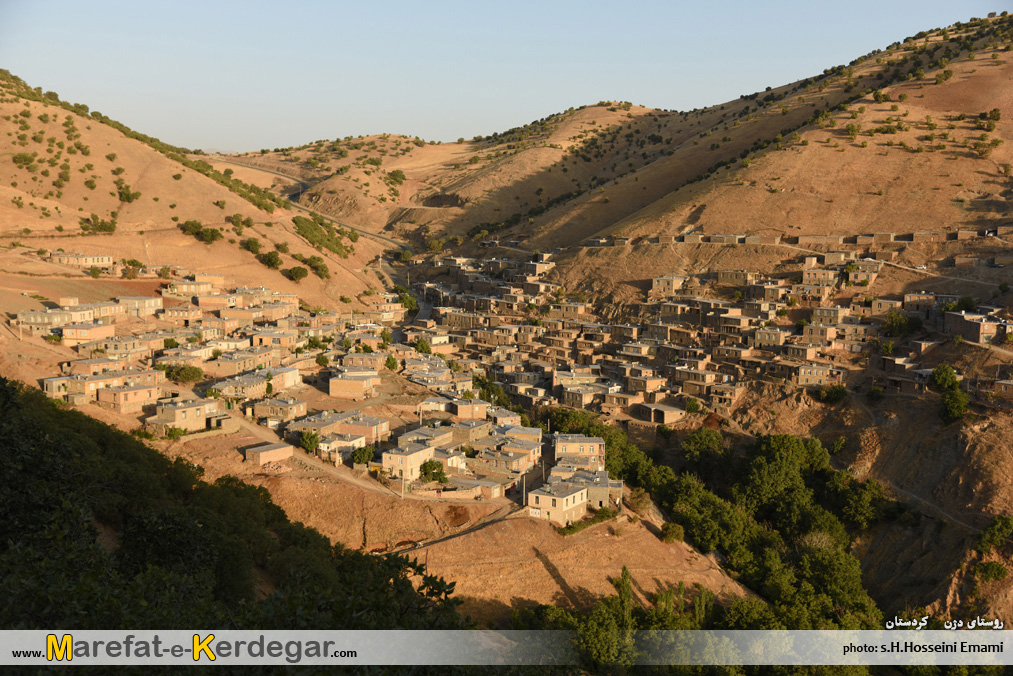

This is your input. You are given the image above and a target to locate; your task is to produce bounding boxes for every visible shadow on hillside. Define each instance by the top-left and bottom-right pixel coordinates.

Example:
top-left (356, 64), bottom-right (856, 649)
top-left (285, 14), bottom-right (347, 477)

top-left (533, 546), bottom-right (599, 610)
top-left (454, 595), bottom-right (541, 629)
top-left (427, 103), bottom-right (802, 253)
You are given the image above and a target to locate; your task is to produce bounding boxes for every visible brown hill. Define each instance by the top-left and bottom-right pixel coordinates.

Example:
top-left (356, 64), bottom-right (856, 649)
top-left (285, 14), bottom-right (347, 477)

top-left (0, 73), bottom-right (387, 308)
top-left (222, 16), bottom-right (1013, 263)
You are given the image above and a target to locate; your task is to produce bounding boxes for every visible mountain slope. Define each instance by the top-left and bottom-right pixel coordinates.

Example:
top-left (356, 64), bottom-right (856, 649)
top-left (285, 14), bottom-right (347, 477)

top-left (223, 15), bottom-right (1013, 260)
top-left (0, 72), bottom-right (385, 307)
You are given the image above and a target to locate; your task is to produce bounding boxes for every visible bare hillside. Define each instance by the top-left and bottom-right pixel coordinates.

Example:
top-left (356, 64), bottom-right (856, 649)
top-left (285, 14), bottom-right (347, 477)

top-left (0, 73), bottom-right (385, 307)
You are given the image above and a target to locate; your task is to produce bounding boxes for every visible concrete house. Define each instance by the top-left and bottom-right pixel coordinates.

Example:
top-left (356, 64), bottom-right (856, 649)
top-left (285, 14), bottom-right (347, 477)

top-left (548, 468), bottom-right (623, 510)
top-left (245, 442), bottom-right (294, 465)
top-left (252, 397), bottom-right (307, 423)
top-left (145, 398), bottom-right (221, 434)
top-left (50, 252), bottom-right (114, 268)
top-left (527, 483), bottom-right (588, 527)
top-left (95, 384), bottom-right (159, 414)
top-left (60, 322), bottom-right (116, 348)
top-left (329, 370), bottom-right (381, 400)
top-left (382, 443), bottom-right (436, 481)
top-left (553, 434), bottom-right (606, 471)
top-left (317, 433), bottom-right (366, 465)
top-left (118, 297), bottom-right (163, 317)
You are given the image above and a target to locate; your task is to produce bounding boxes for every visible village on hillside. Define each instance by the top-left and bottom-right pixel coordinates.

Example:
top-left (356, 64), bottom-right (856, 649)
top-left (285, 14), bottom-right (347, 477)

top-left (10, 224), bottom-right (1013, 535)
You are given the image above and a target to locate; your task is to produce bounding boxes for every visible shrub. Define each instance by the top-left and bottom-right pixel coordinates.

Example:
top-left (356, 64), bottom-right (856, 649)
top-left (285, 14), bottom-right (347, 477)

top-left (684, 397), bottom-right (700, 414)
top-left (932, 364), bottom-right (959, 391)
top-left (291, 213), bottom-right (351, 258)
top-left (257, 251), bottom-right (282, 269)
top-left (352, 446), bottom-right (375, 465)
top-left (88, 266), bottom-right (101, 279)
top-left (977, 516), bottom-right (1013, 555)
top-left (315, 354), bottom-right (329, 367)
top-left (299, 431), bottom-right (319, 453)
top-left (818, 384), bottom-right (847, 404)
top-left (419, 459), bottom-right (448, 484)
top-left (660, 522), bottom-right (685, 543)
top-left (557, 508), bottom-right (617, 536)
top-left (976, 562), bottom-right (1008, 582)
top-left (940, 388), bottom-right (969, 423)
top-left (166, 365), bottom-right (204, 383)
top-left (164, 427), bottom-right (185, 441)
top-left (625, 487), bottom-right (650, 514)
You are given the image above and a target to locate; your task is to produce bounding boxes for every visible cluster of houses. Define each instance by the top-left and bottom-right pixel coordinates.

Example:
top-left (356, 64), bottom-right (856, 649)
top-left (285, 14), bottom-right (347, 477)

top-left (404, 249), bottom-right (1013, 428)
top-left (22, 268), bottom-right (408, 433)
top-left (577, 225), bottom-right (1013, 251)
top-left (19, 237), bottom-right (1013, 531)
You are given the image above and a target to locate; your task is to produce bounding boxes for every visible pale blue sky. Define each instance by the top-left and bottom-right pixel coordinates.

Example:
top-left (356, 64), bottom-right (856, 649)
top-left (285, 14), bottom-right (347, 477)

top-left (0, 1), bottom-right (1002, 152)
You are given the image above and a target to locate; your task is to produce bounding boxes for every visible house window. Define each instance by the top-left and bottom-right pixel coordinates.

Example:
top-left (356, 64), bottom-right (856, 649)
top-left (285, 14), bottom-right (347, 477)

top-left (551, 498), bottom-right (557, 508)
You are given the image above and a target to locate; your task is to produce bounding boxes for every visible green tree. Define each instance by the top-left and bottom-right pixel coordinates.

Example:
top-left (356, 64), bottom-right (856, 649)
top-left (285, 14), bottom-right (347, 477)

top-left (163, 338), bottom-right (179, 349)
top-left (352, 446), bottom-right (375, 465)
top-left (818, 384), bottom-right (847, 403)
top-left (257, 251), bottom-right (282, 269)
top-left (299, 431), bottom-right (320, 454)
top-left (684, 397), bottom-right (700, 414)
top-left (288, 266), bottom-right (309, 283)
top-left (940, 388), bottom-right (969, 423)
top-left (932, 364), bottom-right (959, 391)
top-left (399, 293), bottom-right (419, 312)
top-left (200, 228), bottom-right (223, 244)
top-left (88, 266), bottom-right (101, 279)
top-left (680, 428), bottom-right (722, 463)
top-left (660, 522), bottom-right (684, 543)
top-left (419, 459), bottom-right (448, 483)
top-left (977, 515), bottom-right (1013, 555)
top-left (167, 365), bottom-right (204, 383)
top-left (315, 354), bottom-right (329, 367)
top-left (414, 338), bottom-right (432, 354)
top-left (385, 355), bottom-right (399, 371)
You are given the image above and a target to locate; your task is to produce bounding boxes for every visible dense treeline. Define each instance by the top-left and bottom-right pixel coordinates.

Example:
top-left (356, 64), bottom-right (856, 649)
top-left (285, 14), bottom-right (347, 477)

top-left (0, 379), bottom-right (465, 635)
top-left (532, 408), bottom-right (886, 631)
top-left (292, 213), bottom-right (355, 258)
top-left (515, 409), bottom-right (1008, 676)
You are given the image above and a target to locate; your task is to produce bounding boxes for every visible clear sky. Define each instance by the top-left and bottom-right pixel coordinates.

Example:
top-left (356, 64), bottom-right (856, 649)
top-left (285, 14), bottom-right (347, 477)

top-left (0, 1), bottom-right (1002, 152)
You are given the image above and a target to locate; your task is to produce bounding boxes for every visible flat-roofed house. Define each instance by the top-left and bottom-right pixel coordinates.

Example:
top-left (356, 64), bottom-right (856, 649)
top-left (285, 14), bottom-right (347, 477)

top-left (527, 483), bottom-right (588, 527)
top-left (96, 384), bottom-right (159, 414)
top-left (118, 296), bottom-right (163, 317)
top-left (60, 322), bottom-right (116, 348)
top-left (382, 443), bottom-right (436, 481)
top-left (329, 370), bottom-right (381, 400)
top-left (252, 397), bottom-right (307, 423)
top-left (245, 442), bottom-right (294, 465)
top-left (553, 433), bottom-right (605, 470)
top-left (145, 398), bottom-right (220, 434)
top-left (49, 252), bottom-right (113, 267)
